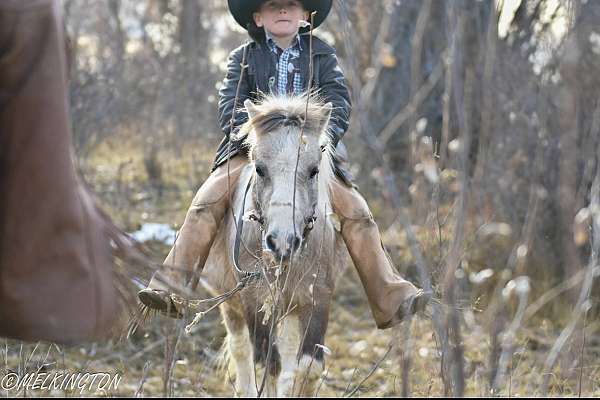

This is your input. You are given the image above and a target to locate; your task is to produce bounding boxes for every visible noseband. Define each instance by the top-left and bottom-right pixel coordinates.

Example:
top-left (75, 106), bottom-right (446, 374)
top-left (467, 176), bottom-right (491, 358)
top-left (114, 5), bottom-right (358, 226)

top-left (247, 182), bottom-right (318, 242)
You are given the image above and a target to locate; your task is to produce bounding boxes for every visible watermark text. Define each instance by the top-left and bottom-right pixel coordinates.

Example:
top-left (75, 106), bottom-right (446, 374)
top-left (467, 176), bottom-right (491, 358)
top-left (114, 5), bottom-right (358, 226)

top-left (1, 371), bottom-right (121, 394)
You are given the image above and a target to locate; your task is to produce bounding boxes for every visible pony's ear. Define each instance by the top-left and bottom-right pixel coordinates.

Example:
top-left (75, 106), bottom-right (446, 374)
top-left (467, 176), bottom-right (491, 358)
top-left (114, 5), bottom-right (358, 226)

top-left (244, 99), bottom-right (259, 120)
top-left (319, 102), bottom-right (333, 132)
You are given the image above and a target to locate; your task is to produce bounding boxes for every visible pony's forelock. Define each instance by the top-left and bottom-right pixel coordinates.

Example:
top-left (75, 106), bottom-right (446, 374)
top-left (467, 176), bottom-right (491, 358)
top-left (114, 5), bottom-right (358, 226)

top-left (238, 92), bottom-right (331, 146)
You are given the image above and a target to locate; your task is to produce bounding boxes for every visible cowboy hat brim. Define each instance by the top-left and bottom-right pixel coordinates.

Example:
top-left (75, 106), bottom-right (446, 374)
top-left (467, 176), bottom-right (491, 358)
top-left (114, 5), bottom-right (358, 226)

top-left (227, 0), bottom-right (332, 33)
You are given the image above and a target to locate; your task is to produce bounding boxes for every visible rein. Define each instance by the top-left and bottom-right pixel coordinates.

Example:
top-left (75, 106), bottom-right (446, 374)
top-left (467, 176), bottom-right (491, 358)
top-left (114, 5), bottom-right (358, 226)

top-left (178, 176), bottom-right (260, 334)
top-left (232, 176), bottom-right (261, 282)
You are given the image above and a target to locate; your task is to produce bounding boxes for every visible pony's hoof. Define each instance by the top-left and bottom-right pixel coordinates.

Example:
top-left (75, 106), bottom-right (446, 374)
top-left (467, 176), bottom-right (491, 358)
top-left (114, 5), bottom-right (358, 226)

top-left (138, 288), bottom-right (183, 319)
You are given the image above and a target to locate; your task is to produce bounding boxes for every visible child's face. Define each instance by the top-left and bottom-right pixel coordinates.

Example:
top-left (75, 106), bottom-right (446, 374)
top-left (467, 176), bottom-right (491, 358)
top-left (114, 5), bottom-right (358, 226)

top-left (253, 0), bottom-right (309, 39)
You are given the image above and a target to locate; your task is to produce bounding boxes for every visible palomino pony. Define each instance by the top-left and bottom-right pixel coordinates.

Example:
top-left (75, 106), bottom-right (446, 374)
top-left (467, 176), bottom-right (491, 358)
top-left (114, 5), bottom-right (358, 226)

top-left (200, 94), bottom-right (348, 397)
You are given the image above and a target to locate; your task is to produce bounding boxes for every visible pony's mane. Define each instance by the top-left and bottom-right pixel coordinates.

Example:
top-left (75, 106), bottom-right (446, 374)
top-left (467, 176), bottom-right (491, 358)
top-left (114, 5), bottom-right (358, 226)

top-left (238, 93), bottom-right (330, 140)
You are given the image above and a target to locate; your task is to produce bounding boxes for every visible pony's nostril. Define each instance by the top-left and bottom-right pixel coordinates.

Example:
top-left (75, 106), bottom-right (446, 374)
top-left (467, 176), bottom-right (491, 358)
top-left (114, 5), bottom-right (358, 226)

top-left (266, 233), bottom-right (277, 253)
top-left (286, 234), bottom-right (302, 252)
top-left (265, 232), bottom-right (300, 261)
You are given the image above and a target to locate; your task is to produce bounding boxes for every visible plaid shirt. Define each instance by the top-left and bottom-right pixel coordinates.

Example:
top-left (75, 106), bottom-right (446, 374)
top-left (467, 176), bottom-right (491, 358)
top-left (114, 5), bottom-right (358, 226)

top-left (265, 32), bottom-right (303, 95)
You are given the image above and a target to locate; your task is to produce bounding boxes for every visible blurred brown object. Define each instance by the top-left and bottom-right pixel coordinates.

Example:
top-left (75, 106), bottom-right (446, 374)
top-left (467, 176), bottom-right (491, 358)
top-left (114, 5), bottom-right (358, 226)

top-left (0, 0), bottom-right (121, 343)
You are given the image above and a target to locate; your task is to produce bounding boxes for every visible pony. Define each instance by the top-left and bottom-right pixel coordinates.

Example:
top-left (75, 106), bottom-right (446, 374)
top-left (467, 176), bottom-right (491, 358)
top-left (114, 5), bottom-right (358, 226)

top-left (200, 93), bottom-right (348, 397)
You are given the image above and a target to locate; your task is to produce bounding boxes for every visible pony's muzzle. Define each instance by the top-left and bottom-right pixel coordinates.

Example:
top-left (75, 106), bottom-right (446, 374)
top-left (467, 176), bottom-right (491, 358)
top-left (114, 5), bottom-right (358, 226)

top-left (264, 231), bottom-right (302, 263)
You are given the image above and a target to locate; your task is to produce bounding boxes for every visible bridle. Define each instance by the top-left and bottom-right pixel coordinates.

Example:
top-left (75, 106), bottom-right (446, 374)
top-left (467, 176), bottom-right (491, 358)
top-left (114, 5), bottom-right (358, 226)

top-left (247, 176), bottom-right (318, 243)
top-left (232, 170), bottom-right (318, 280)
top-left (302, 214), bottom-right (317, 239)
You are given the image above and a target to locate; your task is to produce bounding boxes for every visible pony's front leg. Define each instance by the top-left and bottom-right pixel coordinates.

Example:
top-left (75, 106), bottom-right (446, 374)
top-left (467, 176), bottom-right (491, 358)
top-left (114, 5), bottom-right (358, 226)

top-left (222, 305), bottom-right (258, 397)
top-left (294, 302), bottom-right (329, 397)
top-left (276, 309), bottom-right (327, 397)
top-left (230, 330), bottom-right (258, 397)
top-left (276, 314), bottom-right (302, 397)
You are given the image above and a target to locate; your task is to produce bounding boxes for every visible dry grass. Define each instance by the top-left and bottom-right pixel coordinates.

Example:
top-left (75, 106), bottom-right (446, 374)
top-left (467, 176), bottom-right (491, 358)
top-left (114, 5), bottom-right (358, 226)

top-left (3, 268), bottom-right (600, 397)
top-left (4, 135), bottom-right (598, 397)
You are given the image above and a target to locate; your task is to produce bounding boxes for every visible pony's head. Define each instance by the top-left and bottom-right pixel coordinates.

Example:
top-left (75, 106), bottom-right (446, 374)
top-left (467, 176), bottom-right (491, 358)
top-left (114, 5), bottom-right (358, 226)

top-left (240, 94), bottom-right (333, 264)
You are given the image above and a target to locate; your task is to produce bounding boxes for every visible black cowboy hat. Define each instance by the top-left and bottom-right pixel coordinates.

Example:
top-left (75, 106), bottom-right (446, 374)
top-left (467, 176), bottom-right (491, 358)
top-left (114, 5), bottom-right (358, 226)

top-left (227, 0), bottom-right (332, 33)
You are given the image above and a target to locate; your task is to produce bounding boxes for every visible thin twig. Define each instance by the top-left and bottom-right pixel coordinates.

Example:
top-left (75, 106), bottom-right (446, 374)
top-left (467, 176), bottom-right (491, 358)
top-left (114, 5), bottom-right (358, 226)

top-left (270, 12), bottom-right (316, 397)
top-left (541, 145), bottom-right (600, 394)
top-left (407, 0), bottom-right (433, 167)
top-left (342, 367), bottom-right (358, 396)
top-left (578, 309), bottom-right (587, 397)
top-left (257, 257), bottom-right (284, 397)
top-left (522, 268), bottom-right (586, 322)
top-left (400, 318), bottom-right (415, 397)
top-left (440, 64), bottom-right (474, 398)
top-left (291, 10), bottom-right (317, 259)
top-left (134, 361), bottom-right (151, 397)
top-left (345, 343), bottom-right (394, 398)
top-left (314, 366), bottom-right (329, 396)
top-left (492, 280), bottom-right (530, 392)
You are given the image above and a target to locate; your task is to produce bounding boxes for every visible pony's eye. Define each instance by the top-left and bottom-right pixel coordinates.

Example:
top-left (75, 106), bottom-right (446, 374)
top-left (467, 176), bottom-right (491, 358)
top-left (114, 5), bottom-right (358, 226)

top-left (255, 165), bottom-right (265, 177)
top-left (309, 167), bottom-right (319, 179)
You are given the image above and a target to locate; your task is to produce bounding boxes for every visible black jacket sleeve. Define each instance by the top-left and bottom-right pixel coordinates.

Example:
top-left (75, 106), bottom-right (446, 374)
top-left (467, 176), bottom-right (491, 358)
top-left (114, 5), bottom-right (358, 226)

top-left (218, 44), bottom-right (251, 138)
top-left (317, 53), bottom-right (352, 147)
